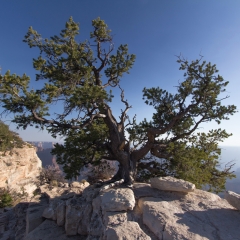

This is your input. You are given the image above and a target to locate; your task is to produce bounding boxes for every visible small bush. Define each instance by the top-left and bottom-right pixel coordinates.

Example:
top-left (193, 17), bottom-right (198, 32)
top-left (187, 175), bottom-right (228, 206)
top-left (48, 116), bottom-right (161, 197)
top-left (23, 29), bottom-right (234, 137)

top-left (0, 187), bottom-right (31, 207)
top-left (80, 179), bottom-right (87, 184)
top-left (32, 188), bottom-right (41, 196)
top-left (85, 160), bottom-right (118, 184)
top-left (37, 165), bottom-right (66, 185)
top-left (50, 180), bottom-right (58, 187)
top-left (0, 188), bottom-right (13, 208)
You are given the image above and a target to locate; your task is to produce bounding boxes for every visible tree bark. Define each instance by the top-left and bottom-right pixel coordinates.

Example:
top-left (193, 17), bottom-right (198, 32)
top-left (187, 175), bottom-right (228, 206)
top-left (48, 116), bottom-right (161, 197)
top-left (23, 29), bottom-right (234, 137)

top-left (107, 155), bottom-right (137, 186)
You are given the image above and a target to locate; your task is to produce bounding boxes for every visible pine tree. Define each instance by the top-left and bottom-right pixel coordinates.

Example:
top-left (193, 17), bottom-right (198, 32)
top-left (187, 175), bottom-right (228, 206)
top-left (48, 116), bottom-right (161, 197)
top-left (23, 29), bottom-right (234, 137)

top-left (0, 17), bottom-right (237, 192)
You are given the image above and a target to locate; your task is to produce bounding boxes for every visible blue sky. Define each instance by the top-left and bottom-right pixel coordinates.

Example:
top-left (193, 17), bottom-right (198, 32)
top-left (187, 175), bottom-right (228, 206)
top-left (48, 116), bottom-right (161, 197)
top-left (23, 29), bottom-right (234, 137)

top-left (0, 0), bottom-right (240, 147)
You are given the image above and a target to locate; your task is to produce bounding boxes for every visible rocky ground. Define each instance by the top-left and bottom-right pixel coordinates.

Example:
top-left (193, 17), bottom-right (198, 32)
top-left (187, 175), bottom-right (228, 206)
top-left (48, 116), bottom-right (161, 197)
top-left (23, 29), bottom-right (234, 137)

top-left (1, 177), bottom-right (240, 240)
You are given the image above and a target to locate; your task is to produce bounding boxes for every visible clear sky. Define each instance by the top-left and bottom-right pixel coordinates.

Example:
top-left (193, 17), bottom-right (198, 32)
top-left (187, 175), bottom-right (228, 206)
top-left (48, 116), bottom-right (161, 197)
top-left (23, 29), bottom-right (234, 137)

top-left (0, 0), bottom-right (240, 147)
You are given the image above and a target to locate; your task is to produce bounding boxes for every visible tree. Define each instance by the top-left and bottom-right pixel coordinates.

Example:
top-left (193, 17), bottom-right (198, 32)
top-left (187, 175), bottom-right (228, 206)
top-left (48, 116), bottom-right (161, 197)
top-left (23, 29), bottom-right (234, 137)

top-left (0, 17), bottom-right (237, 192)
top-left (0, 121), bottom-right (25, 151)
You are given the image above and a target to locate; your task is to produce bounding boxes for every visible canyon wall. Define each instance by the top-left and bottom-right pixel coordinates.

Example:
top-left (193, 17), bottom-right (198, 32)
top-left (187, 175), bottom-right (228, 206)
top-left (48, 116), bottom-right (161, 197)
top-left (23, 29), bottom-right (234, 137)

top-left (0, 145), bottom-right (42, 196)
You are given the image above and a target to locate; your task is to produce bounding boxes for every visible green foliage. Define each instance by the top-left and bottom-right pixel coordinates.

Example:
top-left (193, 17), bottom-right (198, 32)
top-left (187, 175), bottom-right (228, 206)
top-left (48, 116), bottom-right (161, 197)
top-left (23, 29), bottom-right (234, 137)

top-left (142, 58), bottom-right (236, 131)
top-left (131, 57), bottom-right (237, 192)
top-left (0, 187), bottom-right (29, 207)
top-left (0, 17), bottom-right (135, 135)
top-left (0, 18), bottom-right (237, 193)
top-left (52, 118), bottom-right (109, 179)
top-left (0, 188), bottom-right (13, 208)
top-left (32, 188), bottom-right (41, 196)
top-left (166, 130), bottom-right (236, 193)
top-left (0, 121), bottom-right (25, 152)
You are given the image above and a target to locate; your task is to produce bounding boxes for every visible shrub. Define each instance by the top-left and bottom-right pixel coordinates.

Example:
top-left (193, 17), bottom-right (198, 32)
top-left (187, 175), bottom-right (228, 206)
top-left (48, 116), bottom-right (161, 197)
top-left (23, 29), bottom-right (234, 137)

top-left (32, 188), bottom-right (41, 196)
top-left (37, 165), bottom-right (66, 185)
top-left (50, 180), bottom-right (58, 187)
top-left (0, 188), bottom-right (13, 208)
top-left (0, 187), bottom-right (32, 207)
top-left (80, 179), bottom-right (87, 184)
top-left (84, 160), bottom-right (118, 184)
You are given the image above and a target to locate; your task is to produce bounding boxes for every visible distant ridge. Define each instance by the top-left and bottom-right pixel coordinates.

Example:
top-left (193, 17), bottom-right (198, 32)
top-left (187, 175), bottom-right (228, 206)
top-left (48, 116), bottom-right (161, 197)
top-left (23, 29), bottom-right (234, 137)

top-left (28, 141), bottom-right (62, 170)
top-left (27, 141), bottom-right (56, 151)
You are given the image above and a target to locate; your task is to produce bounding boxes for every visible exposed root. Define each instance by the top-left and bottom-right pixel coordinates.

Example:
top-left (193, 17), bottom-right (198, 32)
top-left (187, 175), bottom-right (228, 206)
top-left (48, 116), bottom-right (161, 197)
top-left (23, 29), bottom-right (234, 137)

top-left (99, 179), bottom-right (125, 192)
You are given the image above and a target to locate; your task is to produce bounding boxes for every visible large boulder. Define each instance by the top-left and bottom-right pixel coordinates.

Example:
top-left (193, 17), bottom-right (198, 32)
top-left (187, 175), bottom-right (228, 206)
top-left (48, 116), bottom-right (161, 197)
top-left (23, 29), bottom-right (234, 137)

top-left (25, 219), bottom-right (83, 240)
top-left (138, 185), bottom-right (240, 240)
top-left (42, 199), bottom-right (58, 221)
top-left (104, 221), bottom-right (151, 240)
top-left (133, 182), bottom-right (163, 199)
top-left (65, 197), bottom-right (93, 236)
top-left (100, 188), bottom-right (135, 212)
top-left (26, 199), bottom-right (48, 234)
top-left (0, 202), bottom-right (29, 240)
top-left (40, 185), bottom-right (99, 237)
top-left (225, 190), bottom-right (240, 210)
top-left (150, 176), bottom-right (195, 192)
top-left (87, 187), bottom-right (136, 239)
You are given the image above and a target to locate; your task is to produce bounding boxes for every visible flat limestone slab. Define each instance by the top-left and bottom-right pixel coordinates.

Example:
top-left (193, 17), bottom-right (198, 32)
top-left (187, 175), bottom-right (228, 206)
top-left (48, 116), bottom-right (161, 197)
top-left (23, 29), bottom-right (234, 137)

top-left (138, 189), bottom-right (240, 240)
top-left (150, 176), bottom-right (195, 192)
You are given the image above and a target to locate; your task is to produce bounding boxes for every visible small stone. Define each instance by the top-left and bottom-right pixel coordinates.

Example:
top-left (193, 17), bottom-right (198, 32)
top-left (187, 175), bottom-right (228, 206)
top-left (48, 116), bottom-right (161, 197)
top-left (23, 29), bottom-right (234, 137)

top-left (70, 181), bottom-right (90, 188)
